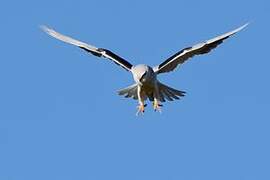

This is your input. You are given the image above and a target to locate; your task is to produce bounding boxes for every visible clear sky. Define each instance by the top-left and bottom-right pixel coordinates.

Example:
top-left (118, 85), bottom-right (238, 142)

top-left (0, 0), bottom-right (269, 179)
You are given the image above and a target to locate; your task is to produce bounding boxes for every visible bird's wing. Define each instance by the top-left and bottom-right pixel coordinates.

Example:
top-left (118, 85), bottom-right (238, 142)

top-left (155, 23), bottom-right (248, 74)
top-left (41, 26), bottom-right (133, 71)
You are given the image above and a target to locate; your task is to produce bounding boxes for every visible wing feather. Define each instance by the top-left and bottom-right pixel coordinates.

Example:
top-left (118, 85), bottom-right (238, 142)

top-left (41, 25), bottom-right (133, 71)
top-left (156, 23), bottom-right (248, 74)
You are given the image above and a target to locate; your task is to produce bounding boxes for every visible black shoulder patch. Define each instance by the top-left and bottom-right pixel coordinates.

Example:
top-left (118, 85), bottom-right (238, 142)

top-left (158, 46), bottom-right (192, 69)
top-left (79, 46), bottom-right (102, 57)
top-left (98, 48), bottom-right (133, 70)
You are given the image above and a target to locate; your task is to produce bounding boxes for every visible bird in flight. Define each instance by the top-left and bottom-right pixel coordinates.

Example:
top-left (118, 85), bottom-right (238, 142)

top-left (41, 23), bottom-right (248, 115)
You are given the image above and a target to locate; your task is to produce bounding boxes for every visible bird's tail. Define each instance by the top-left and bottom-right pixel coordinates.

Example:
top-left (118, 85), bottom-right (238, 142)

top-left (118, 82), bottom-right (186, 102)
top-left (118, 84), bottom-right (138, 100)
top-left (157, 82), bottom-right (186, 102)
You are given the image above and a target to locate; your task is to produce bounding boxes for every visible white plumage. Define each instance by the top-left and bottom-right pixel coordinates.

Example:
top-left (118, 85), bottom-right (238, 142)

top-left (41, 23), bottom-right (248, 114)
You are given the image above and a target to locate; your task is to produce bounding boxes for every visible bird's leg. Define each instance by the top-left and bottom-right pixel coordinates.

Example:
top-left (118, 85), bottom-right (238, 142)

top-left (153, 84), bottom-right (162, 113)
top-left (136, 86), bottom-right (146, 115)
top-left (153, 98), bottom-right (162, 113)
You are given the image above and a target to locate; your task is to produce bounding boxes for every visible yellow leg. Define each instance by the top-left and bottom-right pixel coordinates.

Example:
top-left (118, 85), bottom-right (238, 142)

top-left (153, 83), bottom-right (162, 113)
top-left (136, 86), bottom-right (146, 115)
top-left (153, 98), bottom-right (162, 113)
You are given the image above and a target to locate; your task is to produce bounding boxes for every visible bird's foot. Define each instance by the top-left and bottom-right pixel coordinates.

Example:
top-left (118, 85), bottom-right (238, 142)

top-left (153, 101), bottom-right (163, 113)
top-left (136, 104), bottom-right (147, 115)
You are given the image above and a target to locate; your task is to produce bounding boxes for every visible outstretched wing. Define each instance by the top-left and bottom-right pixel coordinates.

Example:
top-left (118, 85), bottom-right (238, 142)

top-left (155, 23), bottom-right (248, 74)
top-left (41, 26), bottom-right (133, 71)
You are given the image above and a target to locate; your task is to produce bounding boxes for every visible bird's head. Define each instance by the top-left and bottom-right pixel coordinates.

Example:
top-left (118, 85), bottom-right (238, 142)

top-left (131, 64), bottom-right (151, 84)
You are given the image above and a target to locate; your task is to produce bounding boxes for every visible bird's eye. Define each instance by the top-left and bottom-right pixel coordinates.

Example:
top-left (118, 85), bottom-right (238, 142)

top-left (140, 72), bottom-right (147, 81)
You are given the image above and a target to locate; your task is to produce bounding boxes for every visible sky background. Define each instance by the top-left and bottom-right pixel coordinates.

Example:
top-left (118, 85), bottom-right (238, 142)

top-left (0, 0), bottom-right (270, 179)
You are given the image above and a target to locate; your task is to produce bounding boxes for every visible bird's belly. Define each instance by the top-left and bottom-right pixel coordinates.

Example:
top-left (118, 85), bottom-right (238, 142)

top-left (141, 83), bottom-right (155, 92)
top-left (141, 78), bottom-right (156, 90)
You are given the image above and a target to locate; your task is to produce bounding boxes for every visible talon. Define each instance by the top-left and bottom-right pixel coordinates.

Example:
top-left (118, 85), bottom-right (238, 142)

top-left (136, 104), bottom-right (146, 115)
top-left (153, 101), bottom-right (162, 113)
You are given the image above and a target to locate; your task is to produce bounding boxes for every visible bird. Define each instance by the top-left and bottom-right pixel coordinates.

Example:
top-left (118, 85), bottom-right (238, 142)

top-left (41, 23), bottom-right (248, 115)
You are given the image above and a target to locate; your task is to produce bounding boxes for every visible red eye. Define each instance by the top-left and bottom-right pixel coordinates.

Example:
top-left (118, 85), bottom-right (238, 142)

top-left (140, 72), bottom-right (147, 81)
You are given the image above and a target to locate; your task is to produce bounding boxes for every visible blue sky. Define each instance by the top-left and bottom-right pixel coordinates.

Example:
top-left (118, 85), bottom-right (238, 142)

top-left (0, 0), bottom-right (269, 179)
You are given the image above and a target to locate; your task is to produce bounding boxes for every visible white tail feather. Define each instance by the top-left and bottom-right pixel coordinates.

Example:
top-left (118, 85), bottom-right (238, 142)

top-left (157, 82), bottom-right (185, 102)
top-left (118, 82), bottom-right (185, 102)
top-left (118, 84), bottom-right (138, 100)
